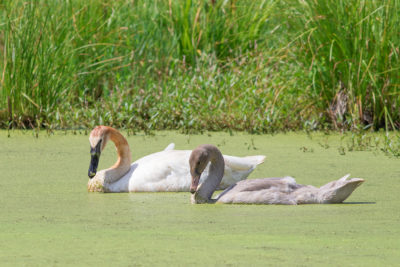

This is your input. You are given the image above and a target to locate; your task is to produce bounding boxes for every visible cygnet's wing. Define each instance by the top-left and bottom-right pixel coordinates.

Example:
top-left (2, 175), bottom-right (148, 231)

top-left (225, 177), bottom-right (300, 194)
top-left (216, 177), bottom-right (300, 205)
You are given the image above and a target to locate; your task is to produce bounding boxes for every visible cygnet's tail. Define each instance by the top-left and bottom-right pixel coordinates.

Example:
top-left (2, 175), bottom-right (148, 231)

top-left (318, 174), bottom-right (365, 204)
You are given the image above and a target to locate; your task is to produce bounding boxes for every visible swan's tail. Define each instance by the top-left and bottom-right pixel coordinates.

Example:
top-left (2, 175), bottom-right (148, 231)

top-left (223, 155), bottom-right (266, 170)
top-left (218, 155), bottom-right (266, 189)
top-left (163, 143), bottom-right (175, 151)
top-left (317, 174), bottom-right (365, 204)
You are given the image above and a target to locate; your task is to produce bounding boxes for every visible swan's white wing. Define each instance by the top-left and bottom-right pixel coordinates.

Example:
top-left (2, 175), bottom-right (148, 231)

top-left (105, 150), bottom-right (188, 192)
top-left (129, 150), bottom-right (192, 191)
top-left (106, 149), bottom-right (266, 192)
top-left (128, 151), bottom-right (266, 191)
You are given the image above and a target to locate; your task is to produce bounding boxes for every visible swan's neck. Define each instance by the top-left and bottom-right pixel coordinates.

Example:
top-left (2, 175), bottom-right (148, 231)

top-left (104, 128), bottom-right (132, 184)
top-left (194, 147), bottom-right (224, 203)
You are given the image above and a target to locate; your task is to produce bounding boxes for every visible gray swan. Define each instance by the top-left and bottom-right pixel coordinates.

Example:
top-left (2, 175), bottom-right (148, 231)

top-left (189, 144), bottom-right (364, 204)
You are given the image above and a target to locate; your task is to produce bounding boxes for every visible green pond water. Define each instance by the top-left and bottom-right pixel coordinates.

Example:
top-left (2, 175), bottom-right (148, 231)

top-left (0, 130), bottom-right (399, 266)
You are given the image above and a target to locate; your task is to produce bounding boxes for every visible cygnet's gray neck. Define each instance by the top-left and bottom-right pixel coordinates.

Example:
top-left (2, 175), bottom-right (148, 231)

top-left (194, 146), bottom-right (224, 203)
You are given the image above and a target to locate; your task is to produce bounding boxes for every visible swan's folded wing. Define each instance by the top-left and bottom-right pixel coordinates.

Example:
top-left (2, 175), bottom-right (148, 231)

top-left (114, 149), bottom-right (267, 192)
top-left (128, 150), bottom-right (191, 191)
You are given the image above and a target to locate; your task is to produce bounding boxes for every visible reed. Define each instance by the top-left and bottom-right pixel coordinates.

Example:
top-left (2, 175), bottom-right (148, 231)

top-left (288, 0), bottom-right (400, 130)
top-left (0, 0), bottom-right (399, 137)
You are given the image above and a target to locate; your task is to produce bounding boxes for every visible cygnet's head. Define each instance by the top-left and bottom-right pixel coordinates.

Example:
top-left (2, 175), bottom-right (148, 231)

top-left (189, 145), bottom-right (211, 194)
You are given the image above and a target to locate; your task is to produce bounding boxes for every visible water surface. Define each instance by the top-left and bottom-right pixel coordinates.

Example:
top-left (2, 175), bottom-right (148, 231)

top-left (0, 131), bottom-right (398, 266)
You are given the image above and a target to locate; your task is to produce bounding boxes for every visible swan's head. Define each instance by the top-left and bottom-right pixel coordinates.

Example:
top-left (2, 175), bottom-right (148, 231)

top-left (88, 126), bottom-right (109, 178)
top-left (189, 146), bottom-right (210, 194)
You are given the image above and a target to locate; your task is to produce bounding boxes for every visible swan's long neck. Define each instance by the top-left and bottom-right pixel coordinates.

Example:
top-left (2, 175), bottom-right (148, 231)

top-left (194, 146), bottom-right (225, 203)
top-left (104, 128), bottom-right (132, 184)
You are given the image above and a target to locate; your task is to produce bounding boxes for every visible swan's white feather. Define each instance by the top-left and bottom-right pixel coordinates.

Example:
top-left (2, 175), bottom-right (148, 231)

top-left (163, 143), bottom-right (175, 151)
top-left (105, 150), bottom-right (265, 192)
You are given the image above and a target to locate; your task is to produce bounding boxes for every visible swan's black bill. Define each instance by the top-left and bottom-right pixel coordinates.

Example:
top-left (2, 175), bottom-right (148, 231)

top-left (88, 140), bottom-right (102, 179)
top-left (88, 154), bottom-right (99, 178)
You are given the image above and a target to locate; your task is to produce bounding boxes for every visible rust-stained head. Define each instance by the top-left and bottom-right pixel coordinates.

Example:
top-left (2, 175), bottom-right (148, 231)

top-left (89, 126), bottom-right (110, 151)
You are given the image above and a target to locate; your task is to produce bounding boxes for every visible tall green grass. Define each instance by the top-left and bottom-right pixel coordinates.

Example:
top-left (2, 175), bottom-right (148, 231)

top-left (288, 0), bottom-right (400, 130)
top-left (0, 0), bottom-right (399, 134)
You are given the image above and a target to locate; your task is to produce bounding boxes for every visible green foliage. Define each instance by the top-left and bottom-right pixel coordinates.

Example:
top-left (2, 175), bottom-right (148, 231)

top-left (288, 0), bottom-right (400, 130)
top-left (0, 0), bottom-right (400, 137)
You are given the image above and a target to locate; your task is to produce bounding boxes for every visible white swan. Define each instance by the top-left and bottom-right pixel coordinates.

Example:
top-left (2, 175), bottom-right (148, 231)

top-left (189, 144), bottom-right (365, 204)
top-left (87, 126), bottom-right (265, 192)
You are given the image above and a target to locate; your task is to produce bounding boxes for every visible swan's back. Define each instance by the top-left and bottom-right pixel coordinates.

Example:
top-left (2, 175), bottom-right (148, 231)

top-left (107, 150), bottom-right (190, 192)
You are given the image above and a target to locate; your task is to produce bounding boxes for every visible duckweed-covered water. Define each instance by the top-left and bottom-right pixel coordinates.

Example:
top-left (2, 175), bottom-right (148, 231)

top-left (0, 131), bottom-right (398, 266)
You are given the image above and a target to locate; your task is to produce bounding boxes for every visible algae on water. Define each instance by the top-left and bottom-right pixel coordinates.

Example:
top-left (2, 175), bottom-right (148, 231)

top-left (0, 131), bottom-right (398, 266)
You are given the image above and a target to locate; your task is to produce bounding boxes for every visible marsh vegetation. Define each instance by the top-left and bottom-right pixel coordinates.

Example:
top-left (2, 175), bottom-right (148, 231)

top-left (1, 0), bottom-right (400, 134)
